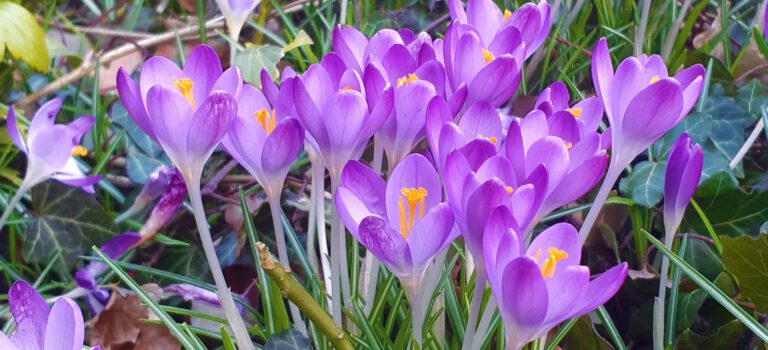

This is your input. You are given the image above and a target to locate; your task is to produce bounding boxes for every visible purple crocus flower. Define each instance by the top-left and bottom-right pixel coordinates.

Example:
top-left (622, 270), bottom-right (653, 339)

top-left (591, 38), bottom-right (704, 169)
top-left (116, 45), bottom-right (241, 182)
top-left (578, 38), bottom-right (705, 242)
top-left (293, 53), bottom-right (394, 178)
top-left (0, 280), bottom-right (88, 350)
top-left (663, 133), bottom-right (703, 235)
top-left (483, 208), bottom-right (628, 350)
top-left (334, 154), bottom-right (458, 343)
top-left (505, 115), bottom-right (607, 226)
top-left (534, 81), bottom-right (605, 145)
top-left (215, 0), bottom-right (261, 41)
top-left (425, 96), bottom-right (503, 176)
top-left (448, 0), bottom-right (551, 59)
top-left (75, 232), bottom-right (142, 305)
top-left (115, 166), bottom-right (179, 223)
top-left (221, 84), bottom-right (304, 196)
top-left (5, 100), bottom-right (100, 193)
top-left (117, 45), bottom-right (252, 348)
top-left (442, 20), bottom-right (525, 110)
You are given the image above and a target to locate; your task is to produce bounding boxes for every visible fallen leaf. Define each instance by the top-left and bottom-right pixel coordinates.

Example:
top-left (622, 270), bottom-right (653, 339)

top-left (87, 285), bottom-right (180, 350)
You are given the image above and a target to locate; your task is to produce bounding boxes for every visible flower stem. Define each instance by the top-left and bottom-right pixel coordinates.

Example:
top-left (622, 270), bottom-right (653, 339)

top-left (256, 242), bottom-right (354, 350)
top-left (187, 182), bottom-right (254, 350)
top-left (471, 297), bottom-right (498, 350)
top-left (330, 175), bottom-right (353, 322)
top-left (403, 280), bottom-right (424, 347)
top-left (267, 192), bottom-right (309, 336)
top-left (462, 274), bottom-right (488, 350)
top-left (0, 185), bottom-right (28, 233)
top-left (329, 174), bottom-right (344, 325)
top-left (312, 160), bottom-right (334, 311)
top-left (578, 164), bottom-right (624, 244)
top-left (654, 222), bottom-right (679, 350)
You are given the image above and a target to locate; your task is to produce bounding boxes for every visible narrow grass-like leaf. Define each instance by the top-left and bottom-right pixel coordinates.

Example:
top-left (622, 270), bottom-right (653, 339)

top-left (93, 246), bottom-right (200, 350)
top-left (665, 234), bottom-right (689, 345)
top-left (544, 318), bottom-right (579, 350)
top-left (596, 306), bottom-right (626, 350)
top-left (642, 230), bottom-right (768, 343)
top-left (689, 200), bottom-right (723, 254)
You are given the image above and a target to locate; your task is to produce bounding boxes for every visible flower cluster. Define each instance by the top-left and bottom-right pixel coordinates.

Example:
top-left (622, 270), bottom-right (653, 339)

top-left (1, 0), bottom-right (708, 348)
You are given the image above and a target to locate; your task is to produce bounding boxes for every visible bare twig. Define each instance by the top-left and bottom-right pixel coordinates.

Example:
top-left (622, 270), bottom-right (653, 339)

top-left (256, 242), bottom-right (355, 350)
top-left (17, 16), bottom-right (226, 107)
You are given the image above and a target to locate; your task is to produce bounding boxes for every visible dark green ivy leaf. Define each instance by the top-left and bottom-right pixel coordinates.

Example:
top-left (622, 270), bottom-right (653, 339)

top-left (721, 235), bottom-right (768, 313)
top-left (24, 181), bottom-right (118, 265)
top-left (619, 160), bottom-right (666, 207)
top-left (265, 328), bottom-right (312, 350)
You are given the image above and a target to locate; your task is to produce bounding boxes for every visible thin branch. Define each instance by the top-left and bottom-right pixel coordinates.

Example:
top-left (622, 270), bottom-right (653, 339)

top-left (256, 242), bottom-right (354, 350)
top-left (17, 16), bottom-right (226, 107)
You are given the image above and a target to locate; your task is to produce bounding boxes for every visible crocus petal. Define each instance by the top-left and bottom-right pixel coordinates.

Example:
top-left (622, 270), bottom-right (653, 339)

top-left (525, 137), bottom-right (569, 189)
top-left (483, 206), bottom-right (521, 286)
top-left (340, 160), bottom-right (387, 217)
top-left (389, 81), bottom-right (436, 163)
top-left (458, 101), bottom-right (502, 144)
top-left (447, 0), bottom-right (467, 23)
top-left (211, 67), bottom-right (244, 100)
top-left (293, 79), bottom-right (330, 152)
top-left (6, 106), bottom-right (26, 153)
top-left (413, 60), bottom-right (446, 97)
top-left (547, 111), bottom-right (580, 143)
top-left (466, 55), bottom-right (520, 107)
top-left (185, 92), bottom-right (237, 163)
top-left (0, 333), bottom-right (17, 350)
top-left (466, 0), bottom-right (503, 45)
top-left (261, 118), bottom-right (304, 187)
top-left (333, 26), bottom-right (367, 73)
top-left (543, 152), bottom-right (606, 214)
top-left (27, 99), bottom-right (62, 146)
top-left (406, 203), bottom-right (457, 267)
top-left (183, 45), bottom-right (224, 104)
top-left (620, 79), bottom-right (683, 157)
top-left (139, 56), bottom-right (185, 103)
top-left (365, 29), bottom-right (404, 66)
top-left (542, 265), bottom-right (590, 328)
top-left (8, 280), bottom-right (48, 350)
top-left (145, 85), bottom-right (193, 163)
top-left (336, 187), bottom-right (376, 238)
top-left (535, 81), bottom-right (569, 114)
top-left (425, 96), bottom-right (452, 158)
top-left (465, 179), bottom-right (511, 253)
top-left (385, 154), bottom-right (442, 230)
top-left (116, 68), bottom-right (156, 140)
top-left (674, 64), bottom-right (705, 116)
top-left (609, 57), bottom-right (644, 125)
top-left (488, 25), bottom-right (523, 57)
top-left (526, 223), bottom-right (581, 268)
top-left (43, 299), bottom-right (84, 350)
top-left (28, 125), bottom-right (74, 174)
top-left (358, 215), bottom-right (412, 276)
top-left (591, 38), bottom-right (614, 121)
top-left (498, 256), bottom-right (549, 343)
top-left (675, 144), bottom-right (702, 212)
top-left (66, 116), bottom-right (96, 144)
top-left (382, 44), bottom-right (418, 83)
top-left (569, 263), bottom-right (628, 318)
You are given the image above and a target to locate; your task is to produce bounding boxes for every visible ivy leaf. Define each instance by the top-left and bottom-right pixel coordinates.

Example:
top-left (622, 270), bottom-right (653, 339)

top-left (126, 144), bottom-right (166, 184)
top-left (235, 45), bottom-right (284, 88)
top-left (685, 187), bottom-right (768, 237)
top-left (619, 160), bottom-right (666, 207)
top-left (675, 320), bottom-right (746, 349)
top-left (721, 235), bottom-right (768, 313)
top-left (0, 1), bottom-right (50, 72)
top-left (736, 80), bottom-right (768, 118)
top-left (676, 289), bottom-right (707, 332)
top-left (265, 329), bottom-right (312, 350)
top-left (282, 30), bottom-right (314, 54)
top-left (112, 102), bottom-right (163, 157)
top-left (24, 181), bottom-right (118, 265)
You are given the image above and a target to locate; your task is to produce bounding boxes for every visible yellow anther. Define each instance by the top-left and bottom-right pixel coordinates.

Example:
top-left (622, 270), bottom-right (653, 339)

top-left (340, 85), bottom-right (354, 91)
top-left (71, 145), bottom-right (88, 157)
top-left (173, 78), bottom-right (196, 109)
top-left (397, 187), bottom-right (428, 238)
top-left (477, 134), bottom-right (498, 144)
top-left (255, 109), bottom-right (277, 136)
top-left (482, 49), bottom-right (496, 63)
top-left (565, 142), bottom-right (573, 149)
top-left (540, 247), bottom-right (568, 279)
top-left (397, 73), bottom-right (419, 88)
top-left (503, 9), bottom-right (512, 21)
top-left (566, 107), bottom-right (583, 118)
top-left (650, 75), bottom-right (660, 84)
top-left (505, 185), bottom-right (514, 194)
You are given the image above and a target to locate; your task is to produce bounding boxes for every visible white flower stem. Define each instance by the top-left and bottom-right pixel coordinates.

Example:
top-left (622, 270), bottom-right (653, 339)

top-left (654, 221), bottom-right (680, 350)
top-left (462, 273), bottom-right (488, 350)
top-left (471, 297), bottom-right (498, 350)
top-left (228, 27), bottom-right (243, 67)
top-left (578, 164), bottom-right (624, 244)
top-left (329, 173), bottom-right (344, 325)
top-left (0, 184), bottom-right (28, 233)
top-left (635, 0), bottom-right (651, 56)
top-left (187, 182), bottom-right (254, 350)
top-left (330, 175), bottom-right (353, 321)
top-left (729, 118), bottom-right (764, 170)
top-left (267, 192), bottom-right (309, 335)
top-left (311, 159), bottom-right (334, 311)
top-left (403, 280), bottom-right (424, 347)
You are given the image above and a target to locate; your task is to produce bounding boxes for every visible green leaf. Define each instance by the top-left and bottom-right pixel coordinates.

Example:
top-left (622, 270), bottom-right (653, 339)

top-left (126, 145), bottom-right (166, 184)
top-left (264, 328), bottom-right (312, 350)
top-left (618, 160), bottom-right (666, 207)
top-left (736, 80), bottom-right (768, 118)
top-left (721, 235), bottom-right (768, 313)
top-left (282, 30), bottom-right (314, 53)
top-left (676, 289), bottom-right (707, 332)
top-left (561, 316), bottom-right (613, 350)
top-left (24, 181), bottom-right (118, 265)
top-left (675, 319), bottom-right (746, 350)
top-left (112, 102), bottom-right (163, 157)
top-left (235, 45), bottom-right (284, 88)
top-left (642, 230), bottom-right (768, 343)
top-left (685, 186), bottom-right (768, 237)
top-left (0, 1), bottom-right (50, 71)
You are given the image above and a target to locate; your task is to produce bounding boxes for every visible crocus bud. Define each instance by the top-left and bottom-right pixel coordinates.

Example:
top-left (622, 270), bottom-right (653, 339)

top-left (663, 132), bottom-right (703, 235)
